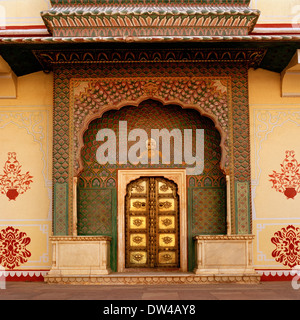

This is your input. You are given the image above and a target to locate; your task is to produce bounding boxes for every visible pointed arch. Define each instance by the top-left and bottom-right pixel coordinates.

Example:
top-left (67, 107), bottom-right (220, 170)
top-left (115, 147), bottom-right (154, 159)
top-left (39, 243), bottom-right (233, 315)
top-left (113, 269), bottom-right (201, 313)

top-left (71, 77), bottom-right (230, 177)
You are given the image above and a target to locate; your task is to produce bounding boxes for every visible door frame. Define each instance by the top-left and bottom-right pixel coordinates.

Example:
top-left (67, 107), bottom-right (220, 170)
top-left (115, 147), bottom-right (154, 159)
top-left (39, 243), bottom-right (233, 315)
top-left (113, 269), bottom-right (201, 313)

top-left (117, 169), bottom-right (187, 272)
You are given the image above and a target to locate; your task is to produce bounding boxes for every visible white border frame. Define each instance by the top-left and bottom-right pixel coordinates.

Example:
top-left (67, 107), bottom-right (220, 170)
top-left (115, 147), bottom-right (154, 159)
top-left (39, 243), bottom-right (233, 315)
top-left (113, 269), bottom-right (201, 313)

top-left (117, 169), bottom-right (187, 272)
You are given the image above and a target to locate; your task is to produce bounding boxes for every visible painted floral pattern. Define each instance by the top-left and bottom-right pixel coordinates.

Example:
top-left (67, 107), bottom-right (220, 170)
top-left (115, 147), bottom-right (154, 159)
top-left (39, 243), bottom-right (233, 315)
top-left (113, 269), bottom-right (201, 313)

top-left (271, 225), bottom-right (300, 268)
top-left (0, 152), bottom-right (33, 200)
top-left (74, 78), bottom-right (228, 131)
top-left (0, 226), bottom-right (31, 269)
top-left (269, 150), bottom-right (300, 199)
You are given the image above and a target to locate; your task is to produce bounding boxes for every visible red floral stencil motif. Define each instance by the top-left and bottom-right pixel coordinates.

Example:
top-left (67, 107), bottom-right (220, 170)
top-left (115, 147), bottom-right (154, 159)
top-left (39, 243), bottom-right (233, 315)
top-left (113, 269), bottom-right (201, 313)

top-left (0, 226), bottom-right (31, 269)
top-left (269, 150), bottom-right (300, 199)
top-left (271, 225), bottom-right (300, 268)
top-left (0, 152), bottom-right (33, 200)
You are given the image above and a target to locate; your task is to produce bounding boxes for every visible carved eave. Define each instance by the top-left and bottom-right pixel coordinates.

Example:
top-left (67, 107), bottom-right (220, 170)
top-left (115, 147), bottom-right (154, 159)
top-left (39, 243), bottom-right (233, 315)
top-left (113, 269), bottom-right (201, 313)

top-left (33, 48), bottom-right (267, 72)
top-left (41, 5), bottom-right (260, 38)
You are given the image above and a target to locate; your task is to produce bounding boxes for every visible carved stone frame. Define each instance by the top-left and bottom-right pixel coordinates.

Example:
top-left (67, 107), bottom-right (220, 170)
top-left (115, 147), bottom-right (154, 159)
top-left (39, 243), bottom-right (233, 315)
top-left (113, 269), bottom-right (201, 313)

top-left (117, 169), bottom-right (187, 273)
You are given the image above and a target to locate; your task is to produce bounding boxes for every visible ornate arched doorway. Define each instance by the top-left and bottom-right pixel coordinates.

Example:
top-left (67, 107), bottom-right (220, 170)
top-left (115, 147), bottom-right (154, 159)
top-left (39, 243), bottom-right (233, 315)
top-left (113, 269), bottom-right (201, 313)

top-left (47, 55), bottom-right (259, 283)
top-left (77, 99), bottom-right (226, 272)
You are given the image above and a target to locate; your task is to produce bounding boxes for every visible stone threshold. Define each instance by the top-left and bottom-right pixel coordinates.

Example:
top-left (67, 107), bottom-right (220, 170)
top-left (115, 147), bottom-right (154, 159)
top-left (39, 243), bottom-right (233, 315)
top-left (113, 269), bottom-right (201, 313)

top-left (44, 272), bottom-right (261, 285)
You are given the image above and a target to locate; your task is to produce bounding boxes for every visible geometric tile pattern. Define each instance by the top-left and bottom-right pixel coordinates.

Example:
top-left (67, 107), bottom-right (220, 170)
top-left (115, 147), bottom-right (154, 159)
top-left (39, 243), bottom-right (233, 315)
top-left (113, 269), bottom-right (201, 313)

top-left (231, 66), bottom-right (251, 182)
top-left (191, 188), bottom-right (227, 235)
top-left (54, 182), bottom-right (68, 235)
top-left (53, 69), bottom-right (71, 235)
top-left (236, 181), bottom-right (250, 234)
top-left (77, 188), bottom-right (113, 235)
top-left (53, 69), bottom-right (70, 184)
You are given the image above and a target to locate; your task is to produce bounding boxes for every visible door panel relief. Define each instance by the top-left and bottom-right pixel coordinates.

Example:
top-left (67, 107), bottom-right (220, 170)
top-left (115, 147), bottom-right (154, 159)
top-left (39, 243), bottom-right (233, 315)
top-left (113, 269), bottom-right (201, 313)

top-left (125, 177), bottom-right (179, 268)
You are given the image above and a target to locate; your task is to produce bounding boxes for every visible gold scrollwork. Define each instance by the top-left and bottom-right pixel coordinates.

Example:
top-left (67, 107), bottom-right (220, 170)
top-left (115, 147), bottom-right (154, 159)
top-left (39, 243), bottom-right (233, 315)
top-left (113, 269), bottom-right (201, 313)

top-left (158, 201), bottom-right (172, 209)
top-left (132, 200), bottom-right (146, 209)
top-left (133, 218), bottom-right (143, 227)
top-left (159, 184), bottom-right (169, 192)
top-left (131, 182), bottom-right (145, 193)
top-left (132, 253), bottom-right (144, 262)
top-left (161, 254), bottom-right (172, 262)
top-left (161, 218), bottom-right (172, 227)
top-left (133, 236), bottom-right (143, 244)
top-left (162, 236), bottom-right (173, 244)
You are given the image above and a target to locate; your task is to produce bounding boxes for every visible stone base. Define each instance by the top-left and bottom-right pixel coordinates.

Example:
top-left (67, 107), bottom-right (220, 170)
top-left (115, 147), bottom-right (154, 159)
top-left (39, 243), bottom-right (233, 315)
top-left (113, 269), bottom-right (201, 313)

top-left (45, 236), bottom-right (112, 279)
top-left (44, 272), bottom-right (260, 285)
top-left (44, 234), bottom-right (261, 285)
top-left (193, 235), bottom-right (258, 278)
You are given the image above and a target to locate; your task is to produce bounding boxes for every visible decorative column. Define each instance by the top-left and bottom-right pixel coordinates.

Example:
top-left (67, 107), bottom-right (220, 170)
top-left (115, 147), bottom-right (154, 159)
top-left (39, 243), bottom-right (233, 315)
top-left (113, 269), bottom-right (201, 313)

top-left (226, 175), bottom-right (232, 235)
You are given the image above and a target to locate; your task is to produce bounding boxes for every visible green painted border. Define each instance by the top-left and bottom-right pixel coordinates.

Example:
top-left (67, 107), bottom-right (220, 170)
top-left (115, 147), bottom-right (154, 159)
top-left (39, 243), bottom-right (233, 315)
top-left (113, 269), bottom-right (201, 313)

top-left (234, 181), bottom-right (251, 234)
top-left (188, 186), bottom-right (227, 271)
top-left (188, 187), bottom-right (195, 272)
top-left (53, 182), bottom-right (69, 235)
top-left (77, 187), bottom-right (117, 272)
top-left (110, 188), bottom-right (117, 272)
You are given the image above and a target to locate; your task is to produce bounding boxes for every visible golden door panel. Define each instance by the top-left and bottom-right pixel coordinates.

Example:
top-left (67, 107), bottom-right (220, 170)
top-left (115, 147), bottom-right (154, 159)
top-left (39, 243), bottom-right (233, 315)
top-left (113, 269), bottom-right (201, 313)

top-left (130, 251), bottom-right (147, 265)
top-left (129, 216), bottom-right (147, 229)
top-left (159, 233), bottom-right (176, 247)
top-left (158, 216), bottom-right (175, 230)
top-left (130, 198), bottom-right (147, 211)
top-left (125, 177), bottom-right (179, 268)
top-left (130, 234), bottom-right (147, 247)
top-left (156, 177), bottom-right (179, 267)
top-left (158, 181), bottom-right (173, 194)
top-left (130, 180), bottom-right (147, 194)
top-left (158, 251), bottom-right (176, 265)
top-left (158, 198), bottom-right (175, 211)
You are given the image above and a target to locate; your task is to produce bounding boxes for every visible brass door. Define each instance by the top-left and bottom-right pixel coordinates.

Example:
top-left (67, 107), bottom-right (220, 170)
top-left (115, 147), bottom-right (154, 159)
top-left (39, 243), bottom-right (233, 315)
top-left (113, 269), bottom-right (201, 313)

top-left (125, 177), bottom-right (179, 268)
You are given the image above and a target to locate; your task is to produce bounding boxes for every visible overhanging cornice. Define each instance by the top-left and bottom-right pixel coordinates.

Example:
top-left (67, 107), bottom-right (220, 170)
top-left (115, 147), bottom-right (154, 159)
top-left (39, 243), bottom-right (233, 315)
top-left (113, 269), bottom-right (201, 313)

top-left (0, 41), bottom-right (299, 76)
top-left (41, 0), bottom-right (260, 38)
top-left (41, 6), bottom-right (260, 37)
top-left (32, 47), bottom-right (267, 71)
top-left (0, 1), bottom-right (299, 77)
top-left (1, 35), bottom-right (300, 44)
